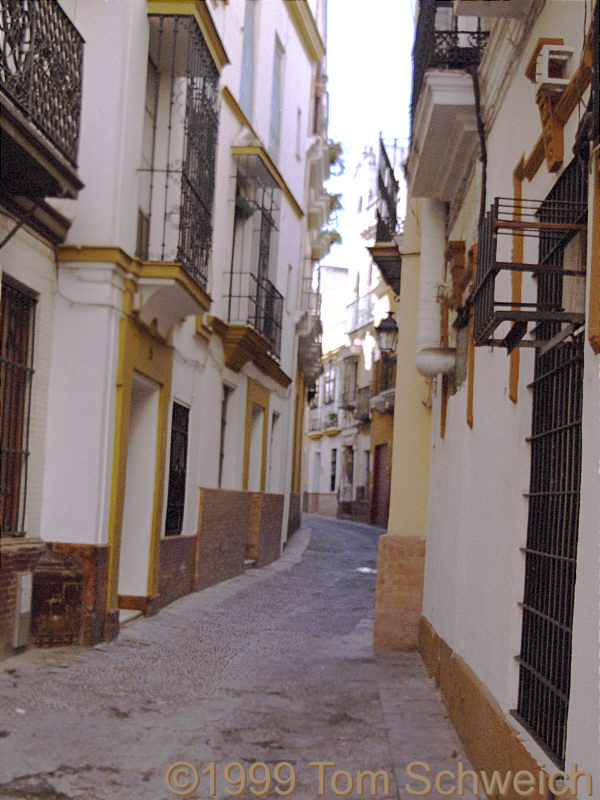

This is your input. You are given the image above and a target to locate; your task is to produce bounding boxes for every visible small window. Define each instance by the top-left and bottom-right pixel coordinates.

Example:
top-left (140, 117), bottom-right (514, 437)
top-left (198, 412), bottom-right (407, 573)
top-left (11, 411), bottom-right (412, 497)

top-left (165, 402), bottom-right (190, 536)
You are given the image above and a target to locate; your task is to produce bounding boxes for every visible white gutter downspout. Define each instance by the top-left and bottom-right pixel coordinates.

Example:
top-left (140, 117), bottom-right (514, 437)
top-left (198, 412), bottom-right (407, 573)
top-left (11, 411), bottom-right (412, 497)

top-left (415, 198), bottom-right (455, 377)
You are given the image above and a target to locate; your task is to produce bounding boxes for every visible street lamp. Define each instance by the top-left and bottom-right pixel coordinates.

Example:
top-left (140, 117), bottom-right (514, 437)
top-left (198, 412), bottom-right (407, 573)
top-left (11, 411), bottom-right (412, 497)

top-left (375, 311), bottom-right (398, 358)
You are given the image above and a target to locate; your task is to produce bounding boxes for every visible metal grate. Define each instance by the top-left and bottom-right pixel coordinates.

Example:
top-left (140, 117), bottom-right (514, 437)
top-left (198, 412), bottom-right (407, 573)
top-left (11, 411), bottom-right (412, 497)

top-left (472, 190), bottom-right (587, 348)
top-left (0, 0), bottom-right (84, 164)
top-left (142, 15), bottom-right (219, 289)
top-left (513, 157), bottom-right (587, 766)
top-left (228, 154), bottom-right (283, 359)
top-left (165, 402), bottom-right (189, 536)
top-left (411, 1), bottom-right (488, 123)
top-left (1, 278), bottom-right (36, 537)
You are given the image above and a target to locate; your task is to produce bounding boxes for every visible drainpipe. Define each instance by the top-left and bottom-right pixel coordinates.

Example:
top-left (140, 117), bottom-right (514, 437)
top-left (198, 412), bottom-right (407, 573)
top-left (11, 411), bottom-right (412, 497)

top-left (415, 198), bottom-right (455, 377)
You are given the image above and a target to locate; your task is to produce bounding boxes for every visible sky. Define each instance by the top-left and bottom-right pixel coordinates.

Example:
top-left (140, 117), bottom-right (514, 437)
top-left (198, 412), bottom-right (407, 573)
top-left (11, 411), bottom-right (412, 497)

top-left (326, 0), bottom-right (416, 161)
top-left (322, 0), bottom-right (416, 278)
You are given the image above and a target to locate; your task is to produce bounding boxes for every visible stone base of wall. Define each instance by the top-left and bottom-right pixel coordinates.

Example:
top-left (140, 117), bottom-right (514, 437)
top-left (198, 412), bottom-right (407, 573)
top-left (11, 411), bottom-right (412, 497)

top-left (418, 617), bottom-right (577, 800)
top-left (0, 539), bottom-right (47, 661)
top-left (338, 500), bottom-right (369, 524)
top-left (288, 493), bottom-right (301, 535)
top-left (304, 492), bottom-right (338, 517)
top-left (194, 488), bottom-right (249, 590)
top-left (50, 542), bottom-right (110, 646)
top-left (373, 534), bottom-right (425, 651)
top-left (248, 492), bottom-right (283, 567)
top-left (156, 535), bottom-right (196, 610)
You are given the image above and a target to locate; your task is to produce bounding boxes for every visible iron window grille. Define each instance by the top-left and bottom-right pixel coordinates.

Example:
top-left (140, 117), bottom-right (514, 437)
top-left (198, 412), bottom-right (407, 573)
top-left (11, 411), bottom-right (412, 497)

top-left (228, 153), bottom-right (283, 359)
top-left (1, 277), bottom-right (36, 537)
top-left (138, 15), bottom-right (219, 289)
top-left (0, 0), bottom-right (84, 165)
top-left (164, 402), bottom-right (189, 536)
top-left (411, 0), bottom-right (489, 124)
top-left (512, 156), bottom-right (588, 766)
top-left (471, 192), bottom-right (587, 350)
top-left (339, 357), bottom-right (358, 410)
top-left (375, 137), bottom-right (399, 242)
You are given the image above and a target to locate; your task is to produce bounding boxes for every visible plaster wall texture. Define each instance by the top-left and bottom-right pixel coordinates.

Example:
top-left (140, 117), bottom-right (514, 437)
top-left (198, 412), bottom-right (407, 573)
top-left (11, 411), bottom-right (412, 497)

top-left (419, 0), bottom-right (598, 776)
top-left (0, 226), bottom-right (56, 541)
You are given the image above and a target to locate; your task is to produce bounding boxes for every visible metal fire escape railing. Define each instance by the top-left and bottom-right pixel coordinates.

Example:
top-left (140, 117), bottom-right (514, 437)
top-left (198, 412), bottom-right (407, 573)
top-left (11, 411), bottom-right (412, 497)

top-left (411, 1), bottom-right (489, 124)
top-left (0, 0), bottom-right (84, 164)
top-left (472, 193), bottom-right (587, 349)
top-left (375, 137), bottom-right (399, 242)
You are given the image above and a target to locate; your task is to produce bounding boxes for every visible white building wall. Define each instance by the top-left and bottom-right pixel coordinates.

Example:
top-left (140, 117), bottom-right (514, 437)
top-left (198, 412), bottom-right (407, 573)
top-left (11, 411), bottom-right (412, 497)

top-left (0, 225), bottom-right (56, 541)
top-left (420, 0), bottom-right (597, 774)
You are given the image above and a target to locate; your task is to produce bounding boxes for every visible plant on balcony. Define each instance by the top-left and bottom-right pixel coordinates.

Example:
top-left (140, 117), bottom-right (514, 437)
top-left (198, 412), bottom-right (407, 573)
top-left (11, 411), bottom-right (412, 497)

top-left (323, 412), bottom-right (338, 429)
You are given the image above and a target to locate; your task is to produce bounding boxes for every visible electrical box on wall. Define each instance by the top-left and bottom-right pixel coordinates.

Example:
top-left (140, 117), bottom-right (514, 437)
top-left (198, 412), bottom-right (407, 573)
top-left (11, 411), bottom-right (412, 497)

top-left (13, 571), bottom-right (33, 648)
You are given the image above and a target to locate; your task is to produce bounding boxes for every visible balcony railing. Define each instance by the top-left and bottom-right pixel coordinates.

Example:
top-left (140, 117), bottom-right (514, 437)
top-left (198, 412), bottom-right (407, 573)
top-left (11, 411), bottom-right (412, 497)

top-left (472, 194), bottom-right (587, 349)
top-left (227, 271), bottom-right (283, 359)
top-left (347, 294), bottom-right (374, 331)
top-left (411, 2), bottom-right (489, 123)
top-left (302, 275), bottom-right (322, 317)
top-left (376, 138), bottom-right (399, 242)
top-left (0, 0), bottom-right (84, 164)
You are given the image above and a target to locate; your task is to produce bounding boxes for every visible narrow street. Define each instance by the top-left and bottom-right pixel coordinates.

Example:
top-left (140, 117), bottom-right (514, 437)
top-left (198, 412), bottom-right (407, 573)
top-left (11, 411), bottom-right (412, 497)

top-left (0, 516), bottom-right (475, 800)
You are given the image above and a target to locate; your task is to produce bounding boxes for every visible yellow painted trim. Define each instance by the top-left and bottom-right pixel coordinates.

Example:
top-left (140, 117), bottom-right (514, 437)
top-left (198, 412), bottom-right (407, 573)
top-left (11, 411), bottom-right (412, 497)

top-left (106, 317), bottom-right (174, 610)
top-left (588, 144), bottom-right (600, 354)
top-left (323, 428), bottom-right (341, 437)
top-left (242, 379), bottom-right (270, 492)
top-left (522, 23), bottom-right (593, 181)
top-left (222, 86), bottom-right (259, 140)
top-left (285, 0), bottom-right (325, 63)
top-left (307, 431), bottom-right (323, 440)
top-left (58, 246), bottom-right (212, 314)
top-left (146, 0), bottom-right (229, 73)
top-left (232, 145), bottom-right (304, 219)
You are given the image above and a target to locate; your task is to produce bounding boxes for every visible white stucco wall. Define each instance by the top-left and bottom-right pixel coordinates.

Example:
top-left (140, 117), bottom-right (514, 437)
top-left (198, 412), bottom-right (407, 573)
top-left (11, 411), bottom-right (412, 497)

top-left (420, 0), bottom-right (598, 777)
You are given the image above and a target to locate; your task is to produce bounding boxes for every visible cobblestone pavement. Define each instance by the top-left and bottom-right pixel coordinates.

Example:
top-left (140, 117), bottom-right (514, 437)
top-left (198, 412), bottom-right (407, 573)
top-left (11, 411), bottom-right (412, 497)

top-left (0, 515), bottom-right (478, 800)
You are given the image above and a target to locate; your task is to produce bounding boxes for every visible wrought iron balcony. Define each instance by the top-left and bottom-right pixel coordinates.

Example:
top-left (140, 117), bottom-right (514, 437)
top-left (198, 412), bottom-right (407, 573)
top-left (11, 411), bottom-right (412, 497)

top-left (137, 14), bottom-right (219, 291)
top-left (0, 0), bottom-right (83, 165)
top-left (376, 138), bottom-right (399, 243)
top-left (371, 357), bottom-right (396, 396)
top-left (411, 2), bottom-right (489, 122)
top-left (472, 195), bottom-right (587, 350)
top-left (227, 271), bottom-right (283, 359)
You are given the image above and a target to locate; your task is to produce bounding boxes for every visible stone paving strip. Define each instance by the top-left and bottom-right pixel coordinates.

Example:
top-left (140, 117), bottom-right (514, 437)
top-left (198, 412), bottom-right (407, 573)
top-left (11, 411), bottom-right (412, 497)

top-left (0, 516), bottom-right (480, 800)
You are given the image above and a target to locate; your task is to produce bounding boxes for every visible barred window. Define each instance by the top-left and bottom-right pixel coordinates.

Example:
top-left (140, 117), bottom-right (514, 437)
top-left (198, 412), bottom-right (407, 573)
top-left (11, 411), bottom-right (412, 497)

top-left (1, 278), bottom-right (36, 537)
top-left (165, 402), bottom-right (190, 536)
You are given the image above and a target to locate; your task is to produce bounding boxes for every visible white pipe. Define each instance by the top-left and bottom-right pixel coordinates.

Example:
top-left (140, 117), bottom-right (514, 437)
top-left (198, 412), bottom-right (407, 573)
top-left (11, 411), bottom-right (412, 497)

top-left (415, 198), bottom-right (455, 377)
